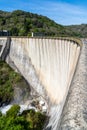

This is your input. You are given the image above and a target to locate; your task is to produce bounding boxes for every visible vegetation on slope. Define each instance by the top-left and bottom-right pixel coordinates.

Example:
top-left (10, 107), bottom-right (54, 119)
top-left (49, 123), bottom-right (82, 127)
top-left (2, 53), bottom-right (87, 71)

top-left (0, 10), bottom-right (86, 37)
top-left (0, 60), bottom-right (32, 107)
top-left (0, 61), bottom-right (47, 129)
top-left (0, 104), bottom-right (46, 130)
top-left (65, 24), bottom-right (87, 38)
top-left (0, 10), bottom-right (75, 37)
top-left (0, 61), bottom-right (23, 106)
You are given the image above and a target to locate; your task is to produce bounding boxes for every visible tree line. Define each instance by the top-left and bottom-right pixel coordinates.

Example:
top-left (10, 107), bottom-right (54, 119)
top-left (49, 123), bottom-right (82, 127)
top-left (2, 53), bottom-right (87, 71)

top-left (0, 10), bottom-right (77, 37)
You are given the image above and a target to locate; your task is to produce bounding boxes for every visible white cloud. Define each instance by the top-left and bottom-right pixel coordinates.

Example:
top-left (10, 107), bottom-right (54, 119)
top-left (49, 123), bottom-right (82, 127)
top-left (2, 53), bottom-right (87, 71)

top-left (22, 0), bottom-right (87, 25)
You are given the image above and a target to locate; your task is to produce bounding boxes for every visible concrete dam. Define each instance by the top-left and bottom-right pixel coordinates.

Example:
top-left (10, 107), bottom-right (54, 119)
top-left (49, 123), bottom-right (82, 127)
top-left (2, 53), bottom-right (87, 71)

top-left (0, 37), bottom-right (86, 130)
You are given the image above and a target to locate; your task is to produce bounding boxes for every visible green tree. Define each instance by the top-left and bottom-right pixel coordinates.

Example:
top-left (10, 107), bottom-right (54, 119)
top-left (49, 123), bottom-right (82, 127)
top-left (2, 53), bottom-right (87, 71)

top-left (25, 109), bottom-right (46, 130)
top-left (6, 105), bottom-right (20, 118)
top-left (10, 27), bottom-right (19, 36)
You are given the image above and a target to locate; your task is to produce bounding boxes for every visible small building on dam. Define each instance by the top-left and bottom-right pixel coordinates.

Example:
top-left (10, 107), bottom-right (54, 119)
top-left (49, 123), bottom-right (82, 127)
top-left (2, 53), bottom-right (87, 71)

top-left (0, 36), bottom-right (87, 130)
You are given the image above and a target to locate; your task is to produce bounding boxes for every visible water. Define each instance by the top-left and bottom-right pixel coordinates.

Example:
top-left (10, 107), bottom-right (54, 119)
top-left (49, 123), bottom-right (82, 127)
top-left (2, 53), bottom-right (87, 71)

top-left (0, 104), bottom-right (36, 114)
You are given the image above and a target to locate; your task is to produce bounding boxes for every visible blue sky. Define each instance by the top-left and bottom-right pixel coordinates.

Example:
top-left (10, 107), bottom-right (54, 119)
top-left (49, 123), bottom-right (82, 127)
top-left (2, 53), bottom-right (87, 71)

top-left (0, 0), bottom-right (87, 25)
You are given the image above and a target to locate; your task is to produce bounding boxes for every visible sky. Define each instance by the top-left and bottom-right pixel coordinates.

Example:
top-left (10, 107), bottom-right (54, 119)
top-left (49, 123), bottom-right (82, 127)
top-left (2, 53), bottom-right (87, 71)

top-left (0, 0), bottom-right (87, 25)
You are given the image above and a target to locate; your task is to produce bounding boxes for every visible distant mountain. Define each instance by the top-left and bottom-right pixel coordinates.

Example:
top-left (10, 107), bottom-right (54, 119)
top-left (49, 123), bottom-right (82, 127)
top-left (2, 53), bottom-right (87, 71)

top-left (65, 24), bottom-right (87, 38)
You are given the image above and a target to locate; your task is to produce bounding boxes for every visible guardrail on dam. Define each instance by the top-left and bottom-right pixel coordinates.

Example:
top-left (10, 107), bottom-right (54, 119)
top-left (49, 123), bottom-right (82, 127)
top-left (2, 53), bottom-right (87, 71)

top-left (0, 37), bottom-right (82, 130)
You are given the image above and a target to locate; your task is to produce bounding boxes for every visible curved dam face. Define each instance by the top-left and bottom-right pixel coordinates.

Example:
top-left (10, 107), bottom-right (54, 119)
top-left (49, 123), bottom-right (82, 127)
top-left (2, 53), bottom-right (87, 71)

top-left (59, 40), bottom-right (87, 130)
top-left (0, 37), bottom-right (81, 130)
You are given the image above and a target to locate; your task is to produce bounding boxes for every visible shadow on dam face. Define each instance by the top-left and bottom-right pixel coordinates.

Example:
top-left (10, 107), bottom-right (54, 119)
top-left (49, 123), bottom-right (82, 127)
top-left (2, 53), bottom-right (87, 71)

top-left (0, 37), bottom-right (82, 130)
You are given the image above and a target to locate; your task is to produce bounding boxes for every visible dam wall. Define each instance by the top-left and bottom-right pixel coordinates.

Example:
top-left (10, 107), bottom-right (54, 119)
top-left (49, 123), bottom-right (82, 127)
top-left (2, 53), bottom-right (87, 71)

top-left (6, 37), bottom-right (81, 130)
top-left (0, 37), bottom-right (82, 130)
top-left (59, 41), bottom-right (87, 130)
top-left (6, 38), bottom-right (80, 103)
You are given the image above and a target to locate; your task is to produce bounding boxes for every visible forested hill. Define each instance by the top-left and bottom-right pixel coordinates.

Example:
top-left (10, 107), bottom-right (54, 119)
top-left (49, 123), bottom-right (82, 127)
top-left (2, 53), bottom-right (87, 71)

top-left (65, 24), bottom-right (87, 38)
top-left (0, 10), bottom-right (86, 37)
top-left (0, 10), bottom-right (73, 37)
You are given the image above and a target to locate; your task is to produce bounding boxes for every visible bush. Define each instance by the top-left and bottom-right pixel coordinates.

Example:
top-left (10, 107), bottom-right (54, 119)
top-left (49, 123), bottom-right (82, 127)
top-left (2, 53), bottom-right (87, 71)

top-left (0, 61), bottom-right (22, 106)
top-left (6, 104), bottom-right (20, 118)
top-left (0, 105), bottom-right (46, 130)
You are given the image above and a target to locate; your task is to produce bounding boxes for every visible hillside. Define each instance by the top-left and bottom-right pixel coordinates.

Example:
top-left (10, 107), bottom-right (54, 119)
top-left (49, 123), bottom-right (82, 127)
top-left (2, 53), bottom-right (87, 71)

top-left (0, 10), bottom-right (86, 37)
top-left (65, 24), bottom-right (87, 38)
top-left (0, 61), bottom-right (31, 106)
top-left (0, 10), bottom-right (74, 37)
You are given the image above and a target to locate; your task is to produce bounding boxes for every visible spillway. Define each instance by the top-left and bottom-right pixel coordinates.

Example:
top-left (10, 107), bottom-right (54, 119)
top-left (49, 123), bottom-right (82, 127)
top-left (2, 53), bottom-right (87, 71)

top-left (0, 37), bottom-right (82, 130)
